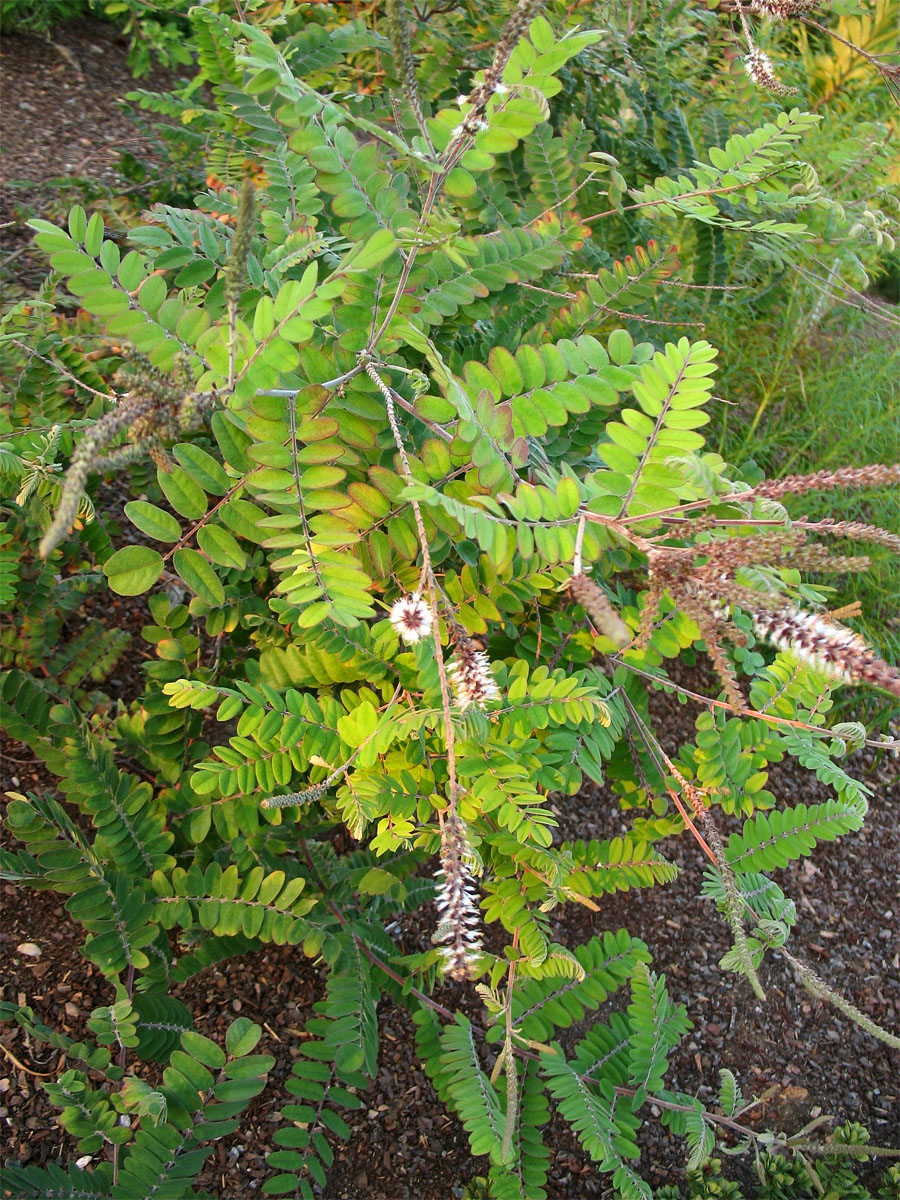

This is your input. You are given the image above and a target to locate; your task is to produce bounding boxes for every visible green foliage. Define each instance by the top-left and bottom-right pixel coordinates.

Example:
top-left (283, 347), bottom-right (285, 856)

top-left (265, 1042), bottom-right (366, 1198)
top-left (1, 1), bottom-right (898, 1197)
top-left (725, 798), bottom-right (867, 873)
top-left (0, 0), bottom-right (89, 33)
top-left (439, 1016), bottom-right (506, 1160)
top-left (0, 0), bottom-right (194, 74)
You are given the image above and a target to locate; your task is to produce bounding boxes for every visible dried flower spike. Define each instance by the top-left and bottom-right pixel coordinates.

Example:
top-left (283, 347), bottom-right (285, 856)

top-left (390, 592), bottom-right (432, 644)
top-left (748, 463), bottom-right (900, 501)
top-left (568, 573), bottom-right (631, 648)
top-left (434, 813), bottom-right (483, 981)
top-left (446, 0), bottom-right (544, 149)
top-left (385, 0), bottom-right (428, 139)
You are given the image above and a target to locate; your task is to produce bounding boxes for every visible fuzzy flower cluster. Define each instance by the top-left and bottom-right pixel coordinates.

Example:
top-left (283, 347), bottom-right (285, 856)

top-left (38, 347), bottom-right (216, 561)
top-left (753, 607), bottom-right (900, 697)
top-left (751, 0), bottom-right (818, 19)
top-left (640, 506), bottom-right (900, 706)
top-left (743, 45), bottom-right (793, 94)
top-left (225, 177), bottom-right (255, 310)
top-left (434, 814), bottom-right (483, 981)
top-left (389, 592), bottom-right (432, 645)
top-left (447, 633), bottom-right (499, 712)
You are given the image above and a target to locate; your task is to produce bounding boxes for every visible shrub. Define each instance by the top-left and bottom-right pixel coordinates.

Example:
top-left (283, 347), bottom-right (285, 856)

top-left (0, 0), bottom-right (90, 34)
top-left (1, 2), bottom-right (898, 1197)
top-left (0, 0), bottom-right (194, 75)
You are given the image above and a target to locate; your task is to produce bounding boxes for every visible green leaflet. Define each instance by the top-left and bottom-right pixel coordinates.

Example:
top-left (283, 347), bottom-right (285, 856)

top-left (28, 212), bottom-right (208, 372)
top-left (563, 837), bottom-right (679, 898)
top-left (627, 108), bottom-right (822, 231)
top-left (196, 523), bottom-right (246, 569)
top-left (124, 501), bottom-right (182, 543)
top-left (725, 799), bottom-right (867, 873)
top-left (439, 1016), bottom-right (505, 1161)
top-left (426, 18), bottom-right (601, 162)
top-left (554, 241), bottom-right (679, 339)
top-left (626, 964), bottom-right (691, 1108)
top-left (411, 221), bottom-right (568, 333)
top-left (173, 546), bottom-right (225, 606)
top-left (3, 792), bottom-right (160, 977)
top-left (104, 545), bottom-right (165, 597)
top-left (151, 861), bottom-right (316, 945)
top-left (265, 1041), bottom-right (366, 1198)
top-left (596, 336), bottom-right (719, 523)
top-left (318, 934), bottom-right (379, 1076)
top-left (509, 931), bottom-right (651, 1041)
top-left (488, 1059), bottom-right (551, 1200)
top-left (541, 1051), bottom-right (627, 1173)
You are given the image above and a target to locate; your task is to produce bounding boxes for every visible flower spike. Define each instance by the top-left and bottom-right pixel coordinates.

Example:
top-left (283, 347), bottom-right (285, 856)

top-left (434, 813), bottom-right (483, 981)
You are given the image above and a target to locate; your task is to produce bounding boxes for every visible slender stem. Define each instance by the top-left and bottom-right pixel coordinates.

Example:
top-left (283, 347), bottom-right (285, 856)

top-left (288, 392), bottom-right (326, 596)
top-left (0, 1043), bottom-right (53, 1077)
top-left (800, 14), bottom-right (899, 70)
top-left (161, 470), bottom-right (259, 564)
top-left (10, 339), bottom-right (116, 402)
top-left (365, 361), bottom-right (457, 796)
top-left (572, 514), bottom-right (586, 576)
top-left (112, 962), bottom-right (135, 1187)
top-left (426, 573), bottom-right (458, 800)
top-left (390, 385), bottom-right (452, 441)
top-left (367, 173), bottom-right (441, 355)
top-left (621, 694), bottom-right (716, 862)
top-left (227, 301), bottom-right (237, 394)
top-left (500, 934), bottom-right (519, 1163)
top-left (612, 657), bottom-right (893, 748)
top-left (257, 363), bottom-right (365, 397)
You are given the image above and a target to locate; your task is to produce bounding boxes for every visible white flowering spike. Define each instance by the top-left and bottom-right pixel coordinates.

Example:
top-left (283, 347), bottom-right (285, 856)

top-left (434, 815), bottom-right (483, 980)
top-left (743, 46), bottom-right (792, 94)
top-left (448, 649), bottom-right (500, 712)
top-left (389, 593), bottom-right (432, 645)
top-left (753, 606), bottom-right (900, 696)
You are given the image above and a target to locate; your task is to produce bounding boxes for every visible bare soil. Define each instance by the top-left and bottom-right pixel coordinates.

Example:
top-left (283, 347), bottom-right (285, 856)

top-left (1, 16), bottom-right (898, 1200)
top-left (1, 15), bottom-right (187, 293)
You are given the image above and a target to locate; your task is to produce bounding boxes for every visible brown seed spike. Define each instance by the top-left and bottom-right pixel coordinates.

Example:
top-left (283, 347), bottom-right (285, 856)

top-left (568, 573), bottom-right (630, 648)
